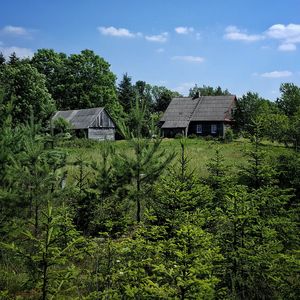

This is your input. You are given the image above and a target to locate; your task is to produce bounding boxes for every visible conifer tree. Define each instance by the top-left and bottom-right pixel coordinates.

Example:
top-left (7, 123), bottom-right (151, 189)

top-left (117, 73), bottom-right (135, 114)
top-left (2, 202), bottom-right (89, 300)
top-left (118, 98), bottom-right (175, 222)
top-left (153, 141), bottom-right (212, 226)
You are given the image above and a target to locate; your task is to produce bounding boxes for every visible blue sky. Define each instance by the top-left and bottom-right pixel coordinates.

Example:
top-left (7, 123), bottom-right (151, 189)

top-left (1, 0), bottom-right (300, 100)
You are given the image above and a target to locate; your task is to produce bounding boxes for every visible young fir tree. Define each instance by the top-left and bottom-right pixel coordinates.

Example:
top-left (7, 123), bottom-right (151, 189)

top-left (152, 141), bottom-right (213, 227)
top-left (2, 201), bottom-right (90, 300)
top-left (215, 139), bottom-right (298, 298)
top-left (240, 120), bottom-right (277, 189)
top-left (90, 213), bottom-right (221, 299)
top-left (6, 122), bottom-right (67, 235)
top-left (118, 98), bottom-right (175, 223)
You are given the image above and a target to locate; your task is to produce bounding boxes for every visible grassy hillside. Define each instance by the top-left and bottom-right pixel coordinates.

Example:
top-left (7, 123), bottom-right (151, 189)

top-left (61, 137), bottom-right (290, 182)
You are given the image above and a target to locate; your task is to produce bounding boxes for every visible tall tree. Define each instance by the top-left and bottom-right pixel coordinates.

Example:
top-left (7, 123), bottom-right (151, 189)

top-left (8, 52), bottom-right (20, 65)
top-left (134, 80), bottom-right (153, 113)
top-left (117, 73), bottom-right (135, 113)
top-left (151, 85), bottom-right (181, 113)
top-left (118, 98), bottom-right (175, 222)
top-left (0, 52), bottom-right (5, 66)
top-left (31, 48), bottom-right (67, 106)
top-left (276, 83), bottom-right (300, 117)
top-left (0, 62), bottom-right (55, 125)
top-left (234, 92), bottom-right (276, 133)
top-left (31, 49), bottom-right (122, 117)
top-left (63, 49), bottom-right (119, 112)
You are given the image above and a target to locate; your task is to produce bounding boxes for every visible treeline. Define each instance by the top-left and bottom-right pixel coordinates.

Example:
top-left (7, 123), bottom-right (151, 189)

top-left (1, 49), bottom-right (300, 144)
top-left (0, 49), bottom-right (180, 133)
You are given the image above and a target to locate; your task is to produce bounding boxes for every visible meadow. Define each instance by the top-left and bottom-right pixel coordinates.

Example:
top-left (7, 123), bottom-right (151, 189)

top-left (61, 137), bottom-right (290, 182)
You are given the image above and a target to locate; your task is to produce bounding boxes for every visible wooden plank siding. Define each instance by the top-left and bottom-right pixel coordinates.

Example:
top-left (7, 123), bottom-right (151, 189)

top-left (88, 128), bottom-right (115, 140)
top-left (188, 121), bottom-right (225, 137)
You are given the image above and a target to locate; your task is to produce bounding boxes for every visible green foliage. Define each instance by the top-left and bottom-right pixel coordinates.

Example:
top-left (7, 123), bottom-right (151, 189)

top-left (189, 84), bottom-right (231, 98)
top-left (153, 141), bottom-right (213, 225)
top-left (259, 113), bottom-right (290, 143)
top-left (89, 217), bottom-right (220, 299)
top-left (234, 92), bottom-right (277, 133)
top-left (117, 73), bottom-right (136, 114)
top-left (31, 48), bottom-right (122, 118)
top-left (1, 50), bottom-right (299, 299)
top-left (151, 85), bottom-right (181, 113)
top-left (52, 117), bottom-right (73, 134)
top-left (224, 127), bottom-right (234, 143)
top-left (2, 202), bottom-right (89, 300)
top-left (276, 82), bottom-right (300, 117)
top-left (0, 62), bottom-right (55, 125)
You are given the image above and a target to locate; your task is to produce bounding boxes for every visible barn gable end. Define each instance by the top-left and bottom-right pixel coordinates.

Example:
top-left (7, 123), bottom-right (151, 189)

top-left (52, 107), bottom-right (116, 141)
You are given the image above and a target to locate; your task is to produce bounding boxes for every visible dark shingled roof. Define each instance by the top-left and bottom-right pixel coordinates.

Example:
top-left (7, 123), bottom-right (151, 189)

top-left (52, 107), bottom-right (104, 129)
top-left (160, 95), bottom-right (236, 128)
top-left (160, 97), bottom-right (198, 128)
top-left (191, 95), bottom-right (236, 121)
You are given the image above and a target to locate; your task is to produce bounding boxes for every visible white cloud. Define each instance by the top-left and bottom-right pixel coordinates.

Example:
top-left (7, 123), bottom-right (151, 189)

top-left (156, 48), bottom-right (165, 53)
top-left (171, 55), bottom-right (205, 63)
top-left (175, 26), bottom-right (194, 34)
top-left (98, 26), bottom-right (138, 38)
top-left (224, 26), bottom-right (264, 42)
top-left (260, 70), bottom-right (292, 78)
top-left (0, 46), bottom-right (34, 59)
top-left (173, 82), bottom-right (195, 95)
top-left (266, 24), bottom-right (300, 41)
top-left (145, 32), bottom-right (168, 43)
top-left (196, 32), bottom-right (201, 40)
top-left (1, 25), bottom-right (29, 36)
top-left (266, 23), bottom-right (300, 51)
top-left (278, 43), bottom-right (297, 51)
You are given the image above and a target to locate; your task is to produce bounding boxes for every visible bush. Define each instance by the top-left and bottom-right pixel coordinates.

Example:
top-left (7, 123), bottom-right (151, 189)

top-left (224, 128), bottom-right (234, 143)
top-left (188, 134), bottom-right (198, 139)
top-left (175, 133), bottom-right (184, 139)
top-left (204, 135), bottom-right (214, 141)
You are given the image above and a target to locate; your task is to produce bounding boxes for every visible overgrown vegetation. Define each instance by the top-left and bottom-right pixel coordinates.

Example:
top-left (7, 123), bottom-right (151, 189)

top-left (0, 50), bottom-right (299, 299)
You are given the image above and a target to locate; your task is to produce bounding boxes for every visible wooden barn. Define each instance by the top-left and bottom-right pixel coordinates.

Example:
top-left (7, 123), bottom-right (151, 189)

top-left (52, 107), bottom-right (116, 141)
top-left (160, 95), bottom-right (236, 138)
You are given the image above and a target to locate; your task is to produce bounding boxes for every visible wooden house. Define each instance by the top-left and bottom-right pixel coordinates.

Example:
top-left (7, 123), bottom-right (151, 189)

top-left (52, 107), bottom-right (116, 141)
top-left (160, 95), bottom-right (236, 137)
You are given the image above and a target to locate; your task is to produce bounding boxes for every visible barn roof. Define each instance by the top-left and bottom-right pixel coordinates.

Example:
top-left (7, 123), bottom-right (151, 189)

top-left (52, 107), bottom-right (104, 129)
top-left (160, 95), bottom-right (236, 128)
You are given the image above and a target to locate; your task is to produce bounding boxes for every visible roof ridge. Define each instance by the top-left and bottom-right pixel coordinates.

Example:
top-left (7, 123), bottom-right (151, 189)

top-left (190, 96), bottom-right (203, 120)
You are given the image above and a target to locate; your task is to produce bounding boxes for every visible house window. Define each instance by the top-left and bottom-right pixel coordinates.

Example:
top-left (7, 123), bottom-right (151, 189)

top-left (211, 124), bottom-right (217, 134)
top-left (196, 124), bottom-right (202, 134)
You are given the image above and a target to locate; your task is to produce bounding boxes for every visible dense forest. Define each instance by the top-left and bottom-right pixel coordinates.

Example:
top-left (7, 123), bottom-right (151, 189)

top-left (0, 50), bottom-right (299, 299)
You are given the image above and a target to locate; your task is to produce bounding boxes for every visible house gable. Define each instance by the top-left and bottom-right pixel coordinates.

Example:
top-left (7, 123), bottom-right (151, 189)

top-left (160, 95), bottom-right (236, 137)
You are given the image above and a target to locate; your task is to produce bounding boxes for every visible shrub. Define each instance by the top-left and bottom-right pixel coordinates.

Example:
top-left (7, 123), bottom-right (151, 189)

top-left (175, 133), bottom-right (184, 139)
top-left (204, 135), bottom-right (214, 141)
top-left (224, 128), bottom-right (234, 143)
top-left (188, 134), bottom-right (198, 139)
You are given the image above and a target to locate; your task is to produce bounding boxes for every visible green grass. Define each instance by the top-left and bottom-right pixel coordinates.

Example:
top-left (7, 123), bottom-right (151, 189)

top-left (59, 137), bottom-right (292, 184)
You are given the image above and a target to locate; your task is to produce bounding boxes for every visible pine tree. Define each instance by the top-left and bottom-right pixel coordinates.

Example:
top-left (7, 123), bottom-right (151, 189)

top-left (118, 98), bottom-right (175, 222)
top-left (0, 52), bottom-right (5, 66)
top-left (117, 73), bottom-right (135, 113)
top-left (153, 141), bottom-right (213, 226)
top-left (8, 52), bottom-right (19, 65)
top-left (2, 202), bottom-right (89, 299)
